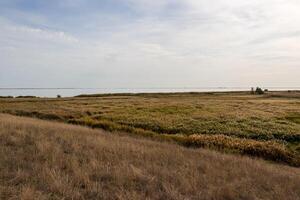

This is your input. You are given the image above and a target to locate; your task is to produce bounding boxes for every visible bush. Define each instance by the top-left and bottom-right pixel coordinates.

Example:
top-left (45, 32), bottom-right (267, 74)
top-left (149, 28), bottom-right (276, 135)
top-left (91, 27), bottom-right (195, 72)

top-left (16, 96), bottom-right (38, 98)
top-left (57, 95), bottom-right (61, 98)
top-left (0, 96), bottom-right (13, 98)
top-left (255, 87), bottom-right (264, 95)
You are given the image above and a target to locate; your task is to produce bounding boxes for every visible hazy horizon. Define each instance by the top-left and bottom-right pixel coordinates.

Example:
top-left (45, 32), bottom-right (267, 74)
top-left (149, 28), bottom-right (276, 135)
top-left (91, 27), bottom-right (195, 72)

top-left (1, 86), bottom-right (300, 98)
top-left (1, 0), bottom-right (300, 88)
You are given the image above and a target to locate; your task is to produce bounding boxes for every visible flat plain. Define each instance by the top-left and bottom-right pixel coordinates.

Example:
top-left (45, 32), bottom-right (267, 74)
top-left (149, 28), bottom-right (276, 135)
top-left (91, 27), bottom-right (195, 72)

top-left (0, 91), bottom-right (299, 166)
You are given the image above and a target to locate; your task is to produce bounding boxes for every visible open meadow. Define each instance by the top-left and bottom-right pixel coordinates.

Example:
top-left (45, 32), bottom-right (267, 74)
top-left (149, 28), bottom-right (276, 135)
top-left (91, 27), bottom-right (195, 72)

top-left (2, 0), bottom-right (300, 199)
top-left (0, 114), bottom-right (299, 200)
top-left (0, 91), bottom-right (300, 166)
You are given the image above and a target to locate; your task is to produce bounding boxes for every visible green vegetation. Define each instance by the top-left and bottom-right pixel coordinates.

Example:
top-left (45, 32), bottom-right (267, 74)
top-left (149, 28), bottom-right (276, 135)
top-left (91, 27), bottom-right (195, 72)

top-left (286, 113), bottom-right (300, 124)
top-left (0, 96), bottom-right (13, 98)
top-left (16, 96), bottom-right (38, 98)
top-left (255, 87), bottom-right (265, 95)
top-left (0, 91), bottom-right (300, 166)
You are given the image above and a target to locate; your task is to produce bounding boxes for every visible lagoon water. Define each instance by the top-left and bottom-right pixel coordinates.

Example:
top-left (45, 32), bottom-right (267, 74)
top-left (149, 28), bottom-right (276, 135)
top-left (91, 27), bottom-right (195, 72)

top-left (0, 87), bottom-right (299, 98)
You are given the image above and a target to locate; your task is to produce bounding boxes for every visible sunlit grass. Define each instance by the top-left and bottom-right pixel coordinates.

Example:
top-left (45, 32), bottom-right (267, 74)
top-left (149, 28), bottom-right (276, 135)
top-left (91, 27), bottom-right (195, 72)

top-left (0, 91), bottom-right (299, 166)
top-left (1, 114), bottom-right (299, 199)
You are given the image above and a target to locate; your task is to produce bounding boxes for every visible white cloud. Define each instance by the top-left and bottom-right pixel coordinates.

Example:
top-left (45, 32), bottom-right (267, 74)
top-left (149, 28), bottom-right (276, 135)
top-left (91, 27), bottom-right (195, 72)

top-left (0, 0), bottom-right (300, 88)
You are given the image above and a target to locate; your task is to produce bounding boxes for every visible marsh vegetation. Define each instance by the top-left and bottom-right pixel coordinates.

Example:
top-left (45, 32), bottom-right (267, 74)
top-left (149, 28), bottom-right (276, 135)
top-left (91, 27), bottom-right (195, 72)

top-left (0, 91), bottom-right (299, 166)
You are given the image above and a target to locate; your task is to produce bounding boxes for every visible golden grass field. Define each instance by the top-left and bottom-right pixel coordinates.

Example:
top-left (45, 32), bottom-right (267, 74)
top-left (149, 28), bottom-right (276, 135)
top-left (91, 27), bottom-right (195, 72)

top-left (1, 114), bottom-right (299, 200)
top-left (0, 91), bottom-right (300, 166)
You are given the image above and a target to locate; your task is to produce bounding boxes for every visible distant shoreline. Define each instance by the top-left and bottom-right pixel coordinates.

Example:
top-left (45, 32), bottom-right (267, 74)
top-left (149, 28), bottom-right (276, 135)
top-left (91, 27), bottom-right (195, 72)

top-left (0, 87), bottom-right (299, 98)
top-left (1, 87), bottom-right (300, 90)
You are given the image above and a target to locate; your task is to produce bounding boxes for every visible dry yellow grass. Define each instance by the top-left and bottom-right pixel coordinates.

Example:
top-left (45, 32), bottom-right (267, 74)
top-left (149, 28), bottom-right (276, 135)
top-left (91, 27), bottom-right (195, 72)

top-left (0, 114), bottom-right (299, 200)
top-left (1, 92), bottom-right (299, 166)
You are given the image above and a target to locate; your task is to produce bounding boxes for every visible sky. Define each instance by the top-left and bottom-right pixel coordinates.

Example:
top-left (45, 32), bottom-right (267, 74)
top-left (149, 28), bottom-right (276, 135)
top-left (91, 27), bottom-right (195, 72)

top-left (0, 0), bottom-right (299, 88)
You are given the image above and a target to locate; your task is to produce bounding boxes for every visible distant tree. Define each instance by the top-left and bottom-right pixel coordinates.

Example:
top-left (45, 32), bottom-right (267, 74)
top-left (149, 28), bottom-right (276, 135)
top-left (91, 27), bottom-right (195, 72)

top-left (0, 96), bottom-right (14, 98)
top-left (250, 87), bottom-right (255, 94)
top-left (255, 87), bottom-right (264, 95)
top-left (16, 96), bottom-right (37, 98)
top-left (57, 95), bottom-right (61, 98)
top-left (264, 89), bottom-right (268, 92)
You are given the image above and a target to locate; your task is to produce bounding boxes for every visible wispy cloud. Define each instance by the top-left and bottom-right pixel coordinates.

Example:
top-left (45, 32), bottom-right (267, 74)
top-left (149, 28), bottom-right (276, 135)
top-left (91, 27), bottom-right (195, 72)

top-left (0, 0), bottom-right (299, 87)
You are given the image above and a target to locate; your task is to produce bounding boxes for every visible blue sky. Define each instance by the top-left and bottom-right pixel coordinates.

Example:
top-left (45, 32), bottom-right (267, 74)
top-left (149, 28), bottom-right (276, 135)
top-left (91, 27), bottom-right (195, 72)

top-left (0, 0), bottom-right (300, 88)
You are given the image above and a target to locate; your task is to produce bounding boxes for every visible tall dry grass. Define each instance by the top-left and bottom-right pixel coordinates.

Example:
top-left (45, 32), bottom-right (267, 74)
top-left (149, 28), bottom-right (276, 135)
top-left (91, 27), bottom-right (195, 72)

top-left (1, 92), bottom-right (299, 166)
top-left (0, 114), bottom-right (299, 200)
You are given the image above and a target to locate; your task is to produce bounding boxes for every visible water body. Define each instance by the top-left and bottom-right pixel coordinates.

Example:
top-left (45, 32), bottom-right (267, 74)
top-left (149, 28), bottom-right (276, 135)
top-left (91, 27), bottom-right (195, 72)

top-left (0, 87), bottom-right (299, 98)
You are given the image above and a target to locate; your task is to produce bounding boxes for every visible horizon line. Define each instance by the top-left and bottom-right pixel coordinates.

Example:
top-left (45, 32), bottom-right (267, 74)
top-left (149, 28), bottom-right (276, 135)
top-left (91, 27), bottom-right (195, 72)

top-left (1, 86), bottom-right (300, 90)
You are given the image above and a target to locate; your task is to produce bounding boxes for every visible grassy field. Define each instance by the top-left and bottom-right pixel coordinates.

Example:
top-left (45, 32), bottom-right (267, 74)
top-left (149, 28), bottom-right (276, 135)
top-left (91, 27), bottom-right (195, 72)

top-left (0, 91), bottom-right (300, 166)
top-left (1, 114), bottom-right (299, 200)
